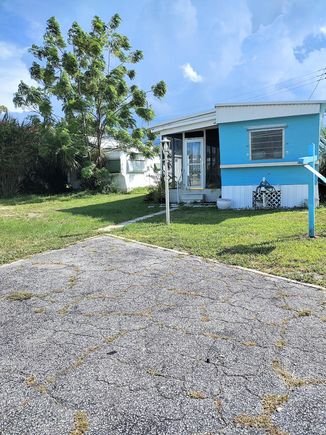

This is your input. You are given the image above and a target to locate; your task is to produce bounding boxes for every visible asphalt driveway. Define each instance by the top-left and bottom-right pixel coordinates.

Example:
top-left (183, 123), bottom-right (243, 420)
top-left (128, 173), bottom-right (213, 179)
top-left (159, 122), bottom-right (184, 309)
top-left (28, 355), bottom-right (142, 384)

top-left (0, 236), bottom-right (325, 435)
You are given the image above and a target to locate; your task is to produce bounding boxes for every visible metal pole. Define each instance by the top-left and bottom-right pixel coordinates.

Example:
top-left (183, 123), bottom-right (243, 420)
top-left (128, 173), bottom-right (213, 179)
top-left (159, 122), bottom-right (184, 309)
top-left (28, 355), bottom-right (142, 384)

top-left (308, 143), bottom-right (316, 238)
top-left (164, 143), bottom-right (170, 225)
top-left (162, 139), bottom-right (171, 225)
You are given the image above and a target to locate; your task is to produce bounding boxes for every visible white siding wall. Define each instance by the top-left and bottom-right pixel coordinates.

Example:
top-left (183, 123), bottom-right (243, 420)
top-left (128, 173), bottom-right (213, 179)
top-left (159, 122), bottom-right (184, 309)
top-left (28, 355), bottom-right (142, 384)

top-left (106, 150), bottom-right (160, 192)
top-left (280, 185), bottom-right (307, 208)
top-left (215, 103), bottom-right (321, 124)
top-left (221, 184), bottom-right (317, 209)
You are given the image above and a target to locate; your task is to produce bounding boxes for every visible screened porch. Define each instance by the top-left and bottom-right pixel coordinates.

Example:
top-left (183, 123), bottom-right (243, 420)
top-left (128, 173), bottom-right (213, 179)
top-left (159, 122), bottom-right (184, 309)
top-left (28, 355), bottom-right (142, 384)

top-left (162, 128), bottom-right (221, 203)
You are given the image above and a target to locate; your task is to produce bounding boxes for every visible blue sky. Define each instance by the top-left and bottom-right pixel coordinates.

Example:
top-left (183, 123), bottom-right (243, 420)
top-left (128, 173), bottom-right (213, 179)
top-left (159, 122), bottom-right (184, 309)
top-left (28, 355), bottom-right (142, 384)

top-left (1, 0), bottom-right (326, 123)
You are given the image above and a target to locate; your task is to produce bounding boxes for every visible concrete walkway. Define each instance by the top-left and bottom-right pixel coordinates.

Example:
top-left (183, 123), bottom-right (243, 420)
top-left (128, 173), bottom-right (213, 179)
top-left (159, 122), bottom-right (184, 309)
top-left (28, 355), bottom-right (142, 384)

top-left (98, 207), bottom-right (178, 233)
top-left (0, 236), bottom-right (325, 434)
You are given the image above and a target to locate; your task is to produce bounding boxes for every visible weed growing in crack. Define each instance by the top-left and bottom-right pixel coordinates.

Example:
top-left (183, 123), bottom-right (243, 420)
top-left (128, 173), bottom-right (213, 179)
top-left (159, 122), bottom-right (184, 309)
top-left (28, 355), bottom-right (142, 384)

top-left (275, 340), bottom-right (286, 349)
top-left (199, 305), bottom-right (210, 322)
top-left (242, 341), bottom-right (257, 347)
top-left (214, 398), bottom-right (222, 412)
top-left (25, 375), bottom-right (47, 394)
top-left (147, 368), bottom-right (164, 377)
top-left (105, 332), bottom-right (125, 344)
top-left (262, 394), bottom-right (289, 414)
top-left (70, 410), bottom-right (89, 435)
top-left (34, 307), bottom-right (46, 314)
top-left (7, 291), bottom-right (33, 301)
top-left (203, 332), bottom-right (231, 341)
top-left (234, 394), bottom-right (289, 434)
top-left (272, 360), bottom-right (326, 388)
top-left (297, 309), bottom-right (311, 317)
top-left (187, 391), bottom-right (207, 399)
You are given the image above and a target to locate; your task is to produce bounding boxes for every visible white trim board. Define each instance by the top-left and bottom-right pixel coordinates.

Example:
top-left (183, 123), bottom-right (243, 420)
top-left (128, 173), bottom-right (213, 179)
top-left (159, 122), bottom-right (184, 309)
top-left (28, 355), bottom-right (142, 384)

top-left (246, 124), bottom-right (287, 130)
top-left (220, 162), bottom-right (299, 169)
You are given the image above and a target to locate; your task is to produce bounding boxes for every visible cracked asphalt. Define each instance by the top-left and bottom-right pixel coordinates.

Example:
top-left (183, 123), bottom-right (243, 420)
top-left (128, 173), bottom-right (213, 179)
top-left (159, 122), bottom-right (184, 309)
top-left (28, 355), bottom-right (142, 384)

top-left (0, 235), bottom-right (325, 435)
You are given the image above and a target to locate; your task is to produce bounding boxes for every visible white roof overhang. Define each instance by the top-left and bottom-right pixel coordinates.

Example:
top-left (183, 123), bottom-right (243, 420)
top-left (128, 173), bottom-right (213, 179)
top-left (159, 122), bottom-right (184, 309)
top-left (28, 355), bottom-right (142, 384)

top-left (215, 101), bottom-right (325, 124)
top-left (151, 110), bottom-right (216, 135)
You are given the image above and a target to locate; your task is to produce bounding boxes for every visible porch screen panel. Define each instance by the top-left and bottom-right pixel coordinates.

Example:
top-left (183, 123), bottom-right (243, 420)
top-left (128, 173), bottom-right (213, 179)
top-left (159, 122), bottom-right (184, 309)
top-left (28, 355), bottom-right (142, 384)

top-left (250, 129), bottom-right (283, 160)
top-left (206, 129), bottom-right (221, 188)
top-left (164, 133), bottom-right (182, 188)
top-left (172, 137), bottom-right (183, 188)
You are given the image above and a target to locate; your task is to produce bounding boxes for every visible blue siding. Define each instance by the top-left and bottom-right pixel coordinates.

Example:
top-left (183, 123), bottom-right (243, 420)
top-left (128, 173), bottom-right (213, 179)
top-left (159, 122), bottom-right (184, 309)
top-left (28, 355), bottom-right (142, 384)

top-left (219, 114), bottom-right (320, 186)
top-left (221, 166), bottom-right (310, 186)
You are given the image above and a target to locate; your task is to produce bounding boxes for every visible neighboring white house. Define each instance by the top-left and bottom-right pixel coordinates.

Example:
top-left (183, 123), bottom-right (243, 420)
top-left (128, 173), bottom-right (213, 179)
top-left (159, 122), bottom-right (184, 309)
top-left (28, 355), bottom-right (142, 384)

top-left (102, 138), bottom-right (160, 192)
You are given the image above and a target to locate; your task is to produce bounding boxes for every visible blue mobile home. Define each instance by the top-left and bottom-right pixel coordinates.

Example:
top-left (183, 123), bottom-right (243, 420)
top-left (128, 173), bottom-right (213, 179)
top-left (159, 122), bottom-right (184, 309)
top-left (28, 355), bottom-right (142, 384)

top-left (153, 101), bottom-right (325, 208)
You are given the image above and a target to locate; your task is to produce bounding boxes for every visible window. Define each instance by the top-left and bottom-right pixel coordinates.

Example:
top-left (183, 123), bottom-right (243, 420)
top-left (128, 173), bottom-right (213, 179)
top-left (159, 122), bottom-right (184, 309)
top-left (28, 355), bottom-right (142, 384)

top-left (127, 154), bottom-right (146, 173)
top-left (250, 128), bottom-right (283, 160)
top-left (107, 159), bottom-right (121, 173)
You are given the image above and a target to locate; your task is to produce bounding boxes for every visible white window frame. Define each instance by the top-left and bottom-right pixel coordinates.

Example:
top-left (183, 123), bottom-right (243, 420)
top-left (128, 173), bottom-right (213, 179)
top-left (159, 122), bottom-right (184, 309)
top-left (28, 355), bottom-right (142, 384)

top-left (249, 127), bottom-right (284, 161)
top-left (127, 153), bottom-right (146, 173)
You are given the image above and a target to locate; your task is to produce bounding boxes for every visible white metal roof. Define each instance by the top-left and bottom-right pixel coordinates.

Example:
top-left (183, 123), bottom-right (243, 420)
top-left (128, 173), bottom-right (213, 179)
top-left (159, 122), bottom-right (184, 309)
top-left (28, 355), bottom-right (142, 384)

top-left (214, 100), bottom-right (326, 107)
top-left (151, 101), bottom-right (326, 134)
top-left (101, 137), bottom-right (121, 150)
top-left (151, 109), bottom-right (215, 134)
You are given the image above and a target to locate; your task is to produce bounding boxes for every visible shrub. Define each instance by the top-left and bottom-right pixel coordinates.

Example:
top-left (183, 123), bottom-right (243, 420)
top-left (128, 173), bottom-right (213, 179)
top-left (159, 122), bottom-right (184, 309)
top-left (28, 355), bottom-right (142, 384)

top-left (81, 164), bottom-right (119, 193)
top-left (145, 179), bottom-right (165, 203)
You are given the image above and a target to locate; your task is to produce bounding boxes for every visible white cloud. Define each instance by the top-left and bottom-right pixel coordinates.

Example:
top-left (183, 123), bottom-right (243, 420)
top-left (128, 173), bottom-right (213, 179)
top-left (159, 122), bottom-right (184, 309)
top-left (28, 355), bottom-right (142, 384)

top-left (181, 63), bottom-right (203, 83)
top-left (247, 0), bottom-right (286, 33)
top-left (172, 0), bottom-right (197, 40)
top-left (200, 1), bottom-right (252, 91)
top-left (0, 42), bottom-right (32, 111)
top-left (221, 13), bottom-right (326, 103)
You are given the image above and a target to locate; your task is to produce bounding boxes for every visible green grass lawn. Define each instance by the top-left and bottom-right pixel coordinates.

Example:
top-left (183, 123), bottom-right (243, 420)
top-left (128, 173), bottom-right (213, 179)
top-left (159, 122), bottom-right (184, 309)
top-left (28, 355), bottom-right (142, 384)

top-left (115, 206), bottom-right (326, 287)
top-left (0, 189), bottom-right (159, 265)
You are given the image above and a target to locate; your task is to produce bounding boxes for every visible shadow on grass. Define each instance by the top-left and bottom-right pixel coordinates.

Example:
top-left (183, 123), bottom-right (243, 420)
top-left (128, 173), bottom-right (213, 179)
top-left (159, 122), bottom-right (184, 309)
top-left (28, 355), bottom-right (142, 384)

top-left (216, 231), bottom-right (315, 257)
top-left (0, 191), bottom-right (96, 206)
top-left (218, 244), bottom-right (276, 256)
top-left (59, 233), bottom-right (87, 238)
top-left (145, 206), bottom-right (299, 226)
top-left (61, 195), bottom-right (158, 224)
top-left (0, 188), bottom-right (152, 206)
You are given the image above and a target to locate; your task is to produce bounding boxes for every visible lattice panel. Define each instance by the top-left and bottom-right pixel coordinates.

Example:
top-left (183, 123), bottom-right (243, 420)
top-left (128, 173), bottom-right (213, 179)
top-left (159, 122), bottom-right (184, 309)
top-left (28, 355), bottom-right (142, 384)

top-left (252, 190), bottom-right (281, 209)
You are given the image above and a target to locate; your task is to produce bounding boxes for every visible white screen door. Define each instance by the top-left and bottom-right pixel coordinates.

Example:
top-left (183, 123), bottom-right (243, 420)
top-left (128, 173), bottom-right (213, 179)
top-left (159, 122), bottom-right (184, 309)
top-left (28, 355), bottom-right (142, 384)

top-left (185, 138), bottom-right (204, 188)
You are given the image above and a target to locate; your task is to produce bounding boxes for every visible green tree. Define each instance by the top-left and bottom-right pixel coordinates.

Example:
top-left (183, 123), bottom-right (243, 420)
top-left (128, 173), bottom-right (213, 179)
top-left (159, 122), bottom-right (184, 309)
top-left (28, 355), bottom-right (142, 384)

top-left (13, 15), bottom-right (166, 176)
top-left (0, 113), bottom-right (38, 197)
